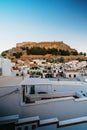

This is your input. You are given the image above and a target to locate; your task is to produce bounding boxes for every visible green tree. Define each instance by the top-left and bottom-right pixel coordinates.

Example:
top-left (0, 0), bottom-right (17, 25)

top-left (84, 53), bottom-right (86, 56)
top-left (58, 49), bottom-right (70, 56)
top-left (79, 52), bottom-right (83, 55)
top-left (71, 51), bottom-right (78, 55)
top-left (13, 52), bottom-right (22, 58)
top-left (58, 57), bottom-right (64, 63)
top-left (47, 48), bottom-right (58, 55)
top-left (1, 50), bottom-right (9, 57)
top-left (26, 47), bottom-right (31, 55)
top-left (26, 47), bottom-right (47, 55)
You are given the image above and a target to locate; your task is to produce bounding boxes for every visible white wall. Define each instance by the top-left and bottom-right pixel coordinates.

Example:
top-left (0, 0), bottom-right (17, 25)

top-left (20, 98), bottom-right (87, 120)
top-left (36, 123), bottom-right (87, 130)
top-left (35, 85), bottom-right (52, 94)
top-left (0, 58), bottom-right (11, 76)
top-left (65, 72), bottom-right (80, 78)
top-left (51, 83), bottom-right (87, 93)
top-left (1, 85), bottom-right (87, 121)
top-left (0, 86), bottom-right (21, 117)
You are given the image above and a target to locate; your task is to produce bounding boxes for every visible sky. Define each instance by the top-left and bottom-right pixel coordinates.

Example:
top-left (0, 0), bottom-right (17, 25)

top-left (0, 0), bottom-right (87, 54)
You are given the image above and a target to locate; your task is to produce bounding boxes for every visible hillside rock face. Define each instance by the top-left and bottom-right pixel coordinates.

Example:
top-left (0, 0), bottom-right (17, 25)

top-left (2, 41), bottom-right (82, 63)
top-left (16, 41), bottom-right (75, 51)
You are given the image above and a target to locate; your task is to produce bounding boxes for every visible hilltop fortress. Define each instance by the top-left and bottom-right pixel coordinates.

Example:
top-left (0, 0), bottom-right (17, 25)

top-left (16, 41), bottom-right (75, 51)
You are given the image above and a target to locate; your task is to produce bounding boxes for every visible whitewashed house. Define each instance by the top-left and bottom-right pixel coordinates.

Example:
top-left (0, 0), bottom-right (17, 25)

top-left (0, 57), bottom-right (12, 76)
top-left (32, 59), bottom-right (46, 66)
top-left (65, 60), bottom-right (79, 70)
top-left (64, 69), bottom-right (81, 79)
top-left (77, 61), bottom-right (87, 69)
top-left (21, 78), bottom-right (51, 94)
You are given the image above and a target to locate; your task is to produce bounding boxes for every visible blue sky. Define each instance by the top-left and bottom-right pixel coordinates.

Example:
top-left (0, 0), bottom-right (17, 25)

top-left (0, 0), bottom-right (87, 54)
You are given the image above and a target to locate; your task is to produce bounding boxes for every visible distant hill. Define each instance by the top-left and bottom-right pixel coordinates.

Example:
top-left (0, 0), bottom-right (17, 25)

top-left (1, 41), bottom-right (87, 64)
top-left (16, 41), bottom-right (75, 51)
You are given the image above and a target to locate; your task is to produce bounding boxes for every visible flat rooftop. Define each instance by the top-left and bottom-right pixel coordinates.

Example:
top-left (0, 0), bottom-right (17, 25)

top-left (0, 76), bottom-right (23, 87)
top-left (20, 77), bottom-right (51, 85)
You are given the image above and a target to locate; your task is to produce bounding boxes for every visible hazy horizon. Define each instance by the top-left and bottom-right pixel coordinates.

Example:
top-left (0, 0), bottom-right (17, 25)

top-left (0, 0), bottom-right (87, 54)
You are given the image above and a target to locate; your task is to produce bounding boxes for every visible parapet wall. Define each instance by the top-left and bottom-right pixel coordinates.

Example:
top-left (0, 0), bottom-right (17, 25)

top-left (1, 115), bottom-right (87, 130)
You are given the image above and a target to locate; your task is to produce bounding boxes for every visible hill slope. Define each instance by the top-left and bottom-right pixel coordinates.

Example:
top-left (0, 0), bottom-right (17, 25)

top-left (2, 41), bottom-right (86, 63)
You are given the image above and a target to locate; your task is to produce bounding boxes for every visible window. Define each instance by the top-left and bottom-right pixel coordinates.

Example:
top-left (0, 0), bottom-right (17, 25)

top-left (22, 86), bottom-right (26, 102)
top-left (54, 70), bottom-right (56, 73)
top-left (74, 74), bottom-right (76, 78)
top-left (30, 85), bottom-right (35, 94)
top-left (69, 74), bottom-right (71, 78)
top-left (0, 68), bottom-right (2, 76)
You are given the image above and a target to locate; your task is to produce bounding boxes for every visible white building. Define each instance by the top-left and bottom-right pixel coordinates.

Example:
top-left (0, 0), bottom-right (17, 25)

top-left (64, 70), bottom-right (81, 79)
top-left (1, 77), bottom-right (87, 129)
top-left (32, 59), bottom-right (46, 66)
top-left (0, 57), bottom-right (12, 76)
